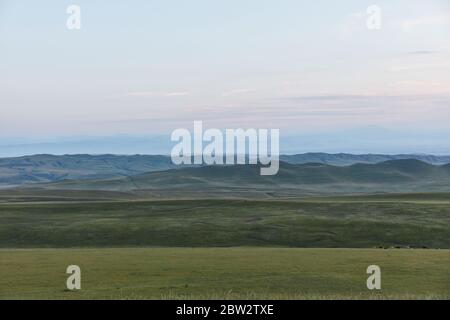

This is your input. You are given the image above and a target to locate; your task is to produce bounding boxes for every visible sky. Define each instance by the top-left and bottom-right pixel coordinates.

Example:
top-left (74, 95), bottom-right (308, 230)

top-left (1, 0), bottom-right (450, 156)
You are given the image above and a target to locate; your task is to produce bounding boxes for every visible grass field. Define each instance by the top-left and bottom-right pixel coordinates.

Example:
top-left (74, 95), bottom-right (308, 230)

top-left (0, 248), bottom-right (449, 300)
top-left (1, 193), bottom-right (449, 299)
top-left (0, 195), bottom-right (449, 248)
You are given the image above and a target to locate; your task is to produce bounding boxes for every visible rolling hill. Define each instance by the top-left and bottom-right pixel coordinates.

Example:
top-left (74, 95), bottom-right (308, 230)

top-left (2, 153), bottom-right (450, 188)
top-left (280, 153), bottom-right (450, 166)
top-left (17, 159), bottom-right (450, 197)
top-left (0, 154), bottom-right (180, 187)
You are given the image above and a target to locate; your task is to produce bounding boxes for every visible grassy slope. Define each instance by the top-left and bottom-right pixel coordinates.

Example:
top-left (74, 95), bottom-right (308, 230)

top-left (21, 160), bottom-right (450, 197)
top-left (3, 154), bottom-right (450, 188)
top-left (0, 154), bottom-right (179, 186)
top-left (1, 196), bottom-right (449, 248)
top-left (0, 248), bottom-right (448, 299)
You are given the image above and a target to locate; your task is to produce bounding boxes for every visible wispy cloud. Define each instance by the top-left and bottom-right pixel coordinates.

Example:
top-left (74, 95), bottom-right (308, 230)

top-left (390, 81), bottom-right (450, 95)
top-left (400, 14), bottom-right (450, 32)
top-left (221, 89), bottom-right (255, 97)
top-left (388, 61), bottom-right (450, 72)
top-left (333, 11), bottom-right (367, 39)
top-left (126, 91), bottom-right (190, 97)
top-left (407, 50), bottom-right (436, 55)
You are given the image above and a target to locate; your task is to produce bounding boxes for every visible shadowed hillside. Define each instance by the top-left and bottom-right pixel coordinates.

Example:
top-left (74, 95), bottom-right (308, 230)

top-left (0, 154), bottom-right (180, 187)
top-left (281, 153), bottom-right (450, 166)
top-left (16, 159), bottom-right (450, 197)
top-left (3, 153), bottom-right (450, 187)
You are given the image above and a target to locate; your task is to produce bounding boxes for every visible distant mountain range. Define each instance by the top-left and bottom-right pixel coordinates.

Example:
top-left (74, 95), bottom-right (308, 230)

top-left (11, 158), bottom-right (450, 197)
top-left (0, 153), bottom-right (450, 187)
top-left (2, 153), bottom-right (450, 189)
top-left (280, 153), bottom-right (450, 165)
top-left (0, 154), bottom-right (179, 187)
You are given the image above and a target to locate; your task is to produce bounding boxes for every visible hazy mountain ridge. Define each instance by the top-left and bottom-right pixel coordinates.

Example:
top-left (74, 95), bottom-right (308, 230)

top-left (280, 153), bottom-right (450, 165)
top-left (2, 153), bottom-right (450, 188)
top-left (18, 159), bottom-right (450, 197)
top-left (0, 154), bottom-right (179, 187)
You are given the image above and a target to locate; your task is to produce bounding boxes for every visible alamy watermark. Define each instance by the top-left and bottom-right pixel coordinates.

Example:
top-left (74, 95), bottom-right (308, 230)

top-left (66, 5), bottom-right (81, 30)
top-left (65, 4), bottom-right (381, 32)
top-left (367, 265), bottom-right (381, 290)
top-left (366, 5), bottom-right (382, 30)
top-left (170, 121), bottom-right (280, 175)
top-left (66, 265), bottom-right (81, 290)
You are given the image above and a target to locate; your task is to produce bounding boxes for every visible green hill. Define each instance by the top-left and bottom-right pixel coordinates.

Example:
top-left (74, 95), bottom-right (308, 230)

top-left (20, 159), bottom-right (450, 196)
top-left (0, 154), bottom-right (180, 187)
top-left (281, 153), bottom-right (450, 166)
top-left (3, 153), bottom-right (450, 187)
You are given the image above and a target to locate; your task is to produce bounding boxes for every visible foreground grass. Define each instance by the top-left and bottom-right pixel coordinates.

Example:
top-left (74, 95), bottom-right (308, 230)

top-left (0, 248), bottom-right (449, 299)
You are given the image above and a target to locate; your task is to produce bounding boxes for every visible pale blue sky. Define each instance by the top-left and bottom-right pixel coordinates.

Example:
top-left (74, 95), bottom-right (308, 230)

top-left (1, 0), bottom-right (450, 155)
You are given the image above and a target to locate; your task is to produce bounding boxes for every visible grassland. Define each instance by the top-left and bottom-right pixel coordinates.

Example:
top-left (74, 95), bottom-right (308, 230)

top-left (0, 195), bottom-right (449, 248)
top-left (0, 193), bottom-right (449, 299)
top-left (0, 248), bottom-right (449, 300)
